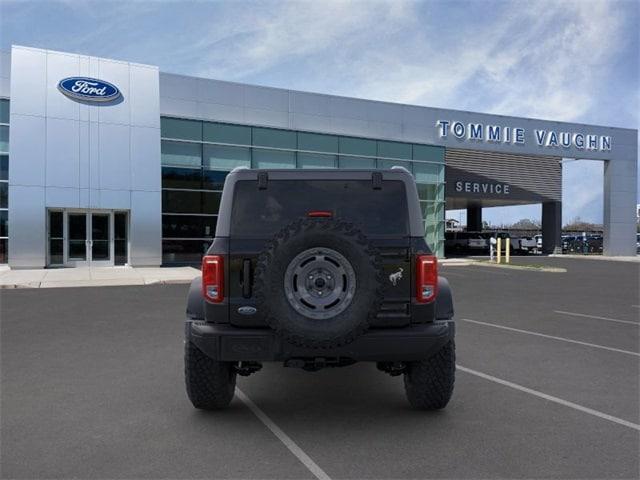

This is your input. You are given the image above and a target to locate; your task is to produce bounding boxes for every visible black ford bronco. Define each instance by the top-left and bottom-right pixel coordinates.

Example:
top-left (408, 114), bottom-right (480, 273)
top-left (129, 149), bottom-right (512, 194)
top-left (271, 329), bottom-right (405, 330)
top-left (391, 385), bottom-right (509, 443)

top-left (184, 167), bottom-right (455, 410)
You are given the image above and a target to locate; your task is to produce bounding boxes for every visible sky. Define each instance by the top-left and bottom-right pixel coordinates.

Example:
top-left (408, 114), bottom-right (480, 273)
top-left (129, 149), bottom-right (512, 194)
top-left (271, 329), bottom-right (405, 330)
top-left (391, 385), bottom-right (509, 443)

top-left (1, 0), bottom-right (638, 226)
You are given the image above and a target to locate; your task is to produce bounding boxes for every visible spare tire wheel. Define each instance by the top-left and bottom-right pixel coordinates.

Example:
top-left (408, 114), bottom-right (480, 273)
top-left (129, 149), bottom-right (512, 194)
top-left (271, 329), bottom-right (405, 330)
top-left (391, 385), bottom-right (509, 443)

top-left (253, 218), bottom-right (383, 348)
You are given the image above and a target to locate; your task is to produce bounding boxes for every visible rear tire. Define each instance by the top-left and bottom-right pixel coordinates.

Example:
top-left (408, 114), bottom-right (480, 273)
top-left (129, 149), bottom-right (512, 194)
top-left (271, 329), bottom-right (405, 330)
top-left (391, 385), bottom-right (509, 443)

top-left (184, 341), bottom-right (236, 410)
top-left (404, 341), bottom-right (456, 410)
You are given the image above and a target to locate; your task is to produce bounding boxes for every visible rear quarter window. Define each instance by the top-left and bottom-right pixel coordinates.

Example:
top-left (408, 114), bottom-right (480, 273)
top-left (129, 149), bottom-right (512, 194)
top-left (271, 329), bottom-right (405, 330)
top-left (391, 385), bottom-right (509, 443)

top-left (230, 180), bottom-right (409, 237)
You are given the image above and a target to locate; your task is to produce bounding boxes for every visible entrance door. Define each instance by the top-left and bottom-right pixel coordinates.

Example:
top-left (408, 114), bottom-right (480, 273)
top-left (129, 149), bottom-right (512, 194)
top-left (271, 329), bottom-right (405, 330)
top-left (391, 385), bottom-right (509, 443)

top-left (90, 213), bottom-right (112, 266)
top-left (50, 210), bottom-right (129, 267)
top-left (66, 212), bottom-right (89, 266)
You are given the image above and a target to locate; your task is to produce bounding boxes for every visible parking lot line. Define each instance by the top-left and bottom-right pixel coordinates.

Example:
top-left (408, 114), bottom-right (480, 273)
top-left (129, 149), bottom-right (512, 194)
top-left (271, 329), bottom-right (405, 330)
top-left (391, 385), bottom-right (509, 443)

top-left (457, 365), bottom-right (640, 432)
top-left (460, 318), bottom-right (640, 357)
top-left (554, 310), bottom-right (640, 326)
top-left (236, 388), bottom-right (331, 480)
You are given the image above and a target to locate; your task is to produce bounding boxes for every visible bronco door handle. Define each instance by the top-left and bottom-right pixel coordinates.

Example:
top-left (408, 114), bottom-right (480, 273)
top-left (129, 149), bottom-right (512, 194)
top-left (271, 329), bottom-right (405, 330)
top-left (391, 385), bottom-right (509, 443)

top-left (242, 259), bottom-right (252, 298)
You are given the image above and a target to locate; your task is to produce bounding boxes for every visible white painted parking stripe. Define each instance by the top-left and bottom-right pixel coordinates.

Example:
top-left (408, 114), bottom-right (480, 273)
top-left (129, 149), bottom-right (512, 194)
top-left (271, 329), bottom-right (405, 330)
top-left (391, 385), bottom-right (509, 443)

top-left (236, 388), bottom-right (331, 480)
top-left (460, 318), bottom-right (640, 357)
top-left (554, 310), bottom-right (640, 326)
top-left (457, 365), bottom-right (640, 431)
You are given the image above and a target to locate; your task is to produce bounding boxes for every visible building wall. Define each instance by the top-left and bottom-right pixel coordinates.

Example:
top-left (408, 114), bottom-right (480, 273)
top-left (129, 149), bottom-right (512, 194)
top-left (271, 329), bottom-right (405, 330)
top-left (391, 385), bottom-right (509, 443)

top-left (160, 72), bottom-right (637, 256)
top-left (8, 46), bottom-right (162, 267)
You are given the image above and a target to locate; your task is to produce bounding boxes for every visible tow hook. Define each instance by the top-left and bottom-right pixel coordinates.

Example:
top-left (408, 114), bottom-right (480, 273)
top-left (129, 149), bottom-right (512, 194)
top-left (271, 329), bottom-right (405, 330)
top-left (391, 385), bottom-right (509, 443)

top-left (234, 361), bottom-right (262, 376)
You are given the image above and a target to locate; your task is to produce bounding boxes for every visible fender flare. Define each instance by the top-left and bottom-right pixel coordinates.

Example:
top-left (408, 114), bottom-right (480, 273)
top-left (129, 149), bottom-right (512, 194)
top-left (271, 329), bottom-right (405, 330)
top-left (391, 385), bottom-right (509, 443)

top-left (435, 276), bottom-right (454, 320)
top-left (186, 277), bottom-right (205, 320)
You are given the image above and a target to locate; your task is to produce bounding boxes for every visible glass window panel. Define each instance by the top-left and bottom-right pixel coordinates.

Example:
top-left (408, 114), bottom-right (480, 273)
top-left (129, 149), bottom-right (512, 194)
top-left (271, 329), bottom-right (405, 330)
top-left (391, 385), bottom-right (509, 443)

top-left (68, 214), bottom-right (86, 260)
top-left (413, 162), bottom-right (443, 184)
top-left (161, 140), bottom-right (201, 167)
top-left (202, 192), bottom-right (222, 214)
top-left (417, 182), bottom-right (444, 202)
top-left (420, 201), bottom-right (444, 221)
top-left (339, 137), bottom-right (376, 156)
top-left (161, 117), bottom-right (202, 141)
top-left (203, 122), bottom-right (251, 145)
top-left (114, 212), bottom-right (128, 266)
top-left (202, 170), bottom-right (228, 190)
top-left (203, 144), bottom-right (250, 170)
top-left (114, 213), bottom-right (127, 240)
top-left (49, 211), bottom-right (63, 238)
top-left (252, 127), bottom-right (296, 149)
top-left (0, 99), bottom-right (9, 124)
top-left (413, 144), bottom-right (444, 162)
top-left (0, 126), bottom-right (8, 154)
top-left (377, 140), bottom-right (411, 160)
top-left (162, 190), bottom-right (202, 214)
top-left (162, 215), bottom-right (203, 238)
top-left (0, 155), bottom-right (7, 180)
top-left (68, 214), bottom-right (86, 240)
top-left (203, 216), bottom-right (217, 237)
top-left (252, 148), bottom-right (295, 169)
top-left (0, 182), bottom-right (7, 208)
top-left (68, 241), bottom-right (86, 259)
top-left (297, 152), bottom-right (336, 169)
top-left (338, 156), bottom-right (376, 169)
top-left (377, 159), bottom-right (412, 171)
top-left (297, 132), bottom-right (338, 153)
top-left (92, 240), bottom-right (110, 260)
top-left (162, 239), bottom-right (210, 264)
top-left (0, 238), bottom-right (6, 263)
top-left (162, 167), bottom-right (202, 189)
top-left (49, 239), bottom-right (63, 265)
top-left (0, 210), bottom-right (7, 237)
top-left (162, 215), bottom-right (216, 238)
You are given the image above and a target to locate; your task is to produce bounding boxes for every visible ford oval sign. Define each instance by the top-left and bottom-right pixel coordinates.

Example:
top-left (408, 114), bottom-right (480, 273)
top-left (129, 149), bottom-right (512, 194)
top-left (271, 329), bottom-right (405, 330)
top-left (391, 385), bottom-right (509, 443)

top-left (58, 77), bottom-right (121, 102)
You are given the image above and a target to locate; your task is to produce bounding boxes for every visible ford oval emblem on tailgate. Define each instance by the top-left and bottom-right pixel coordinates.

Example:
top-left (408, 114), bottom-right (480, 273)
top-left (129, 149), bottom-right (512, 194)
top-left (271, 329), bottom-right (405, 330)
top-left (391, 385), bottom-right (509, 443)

top-left (238, 306), bottom-right (257, 315)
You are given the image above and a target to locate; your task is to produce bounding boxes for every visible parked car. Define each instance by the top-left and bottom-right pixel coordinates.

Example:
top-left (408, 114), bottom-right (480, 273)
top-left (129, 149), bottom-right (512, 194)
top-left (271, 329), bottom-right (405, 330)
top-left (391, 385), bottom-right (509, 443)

top-left (445, 231), bottom-right (487, 255)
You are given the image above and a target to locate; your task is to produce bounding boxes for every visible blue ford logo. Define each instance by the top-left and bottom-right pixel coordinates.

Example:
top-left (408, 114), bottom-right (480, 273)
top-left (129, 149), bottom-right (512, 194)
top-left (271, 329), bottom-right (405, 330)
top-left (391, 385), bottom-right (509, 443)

top-left (58, 77), bottom-right (121, 102)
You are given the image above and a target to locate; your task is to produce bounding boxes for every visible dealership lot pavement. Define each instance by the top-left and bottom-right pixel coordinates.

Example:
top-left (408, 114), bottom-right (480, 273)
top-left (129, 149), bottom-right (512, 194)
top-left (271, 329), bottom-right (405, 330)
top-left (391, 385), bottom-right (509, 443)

top-left (1, 257), bottom-right (638, 479)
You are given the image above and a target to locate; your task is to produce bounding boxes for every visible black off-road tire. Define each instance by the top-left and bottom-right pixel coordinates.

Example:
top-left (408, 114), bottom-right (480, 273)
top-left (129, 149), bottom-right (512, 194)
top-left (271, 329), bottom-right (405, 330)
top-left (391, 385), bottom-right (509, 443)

top-left (404, 341), bottom-right (456, 410)
top-left (184, 340), bottom-right (236, 410)
top-left (254, 218), bottom-right (383, 349)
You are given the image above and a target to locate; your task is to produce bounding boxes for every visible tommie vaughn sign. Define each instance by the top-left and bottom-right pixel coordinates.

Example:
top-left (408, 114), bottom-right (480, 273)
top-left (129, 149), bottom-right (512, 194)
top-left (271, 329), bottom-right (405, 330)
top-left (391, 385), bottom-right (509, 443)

top-left (58, 77), bottom-right (121, 102)
top-left (436, 120), bottom-right (612, 152)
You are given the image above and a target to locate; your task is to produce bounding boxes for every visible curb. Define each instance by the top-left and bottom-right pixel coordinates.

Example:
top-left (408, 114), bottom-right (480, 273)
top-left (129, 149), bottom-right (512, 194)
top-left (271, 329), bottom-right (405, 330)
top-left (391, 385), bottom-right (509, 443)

top-left (470, 262), bottom-right (566, 273)
top-left (0, 278), bottom-right (195, 289)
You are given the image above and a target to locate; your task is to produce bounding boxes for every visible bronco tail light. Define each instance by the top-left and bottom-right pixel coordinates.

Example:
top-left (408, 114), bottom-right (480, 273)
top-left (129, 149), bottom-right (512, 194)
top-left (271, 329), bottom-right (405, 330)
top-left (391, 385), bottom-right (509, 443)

top-left (416, 255), bottom-right (438, 303)
top-left (202, 255), bottom-right (224, 303)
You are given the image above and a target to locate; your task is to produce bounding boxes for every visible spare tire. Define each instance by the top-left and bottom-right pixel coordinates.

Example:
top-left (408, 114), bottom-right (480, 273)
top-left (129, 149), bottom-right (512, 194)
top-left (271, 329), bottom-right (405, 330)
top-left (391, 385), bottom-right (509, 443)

top-left (254, 218), bottom-right (383, 349)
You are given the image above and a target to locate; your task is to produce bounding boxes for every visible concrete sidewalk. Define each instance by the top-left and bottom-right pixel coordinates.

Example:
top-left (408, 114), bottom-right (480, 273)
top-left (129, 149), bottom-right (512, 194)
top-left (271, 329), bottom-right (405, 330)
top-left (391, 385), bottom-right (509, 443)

top-left (0, 266), bottom-right (200, 289)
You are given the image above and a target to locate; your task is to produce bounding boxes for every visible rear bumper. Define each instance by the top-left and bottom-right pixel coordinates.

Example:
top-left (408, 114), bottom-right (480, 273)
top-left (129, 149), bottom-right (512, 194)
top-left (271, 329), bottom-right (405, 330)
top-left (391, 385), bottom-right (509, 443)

top-left (186, 320), bottom-right (455, 362)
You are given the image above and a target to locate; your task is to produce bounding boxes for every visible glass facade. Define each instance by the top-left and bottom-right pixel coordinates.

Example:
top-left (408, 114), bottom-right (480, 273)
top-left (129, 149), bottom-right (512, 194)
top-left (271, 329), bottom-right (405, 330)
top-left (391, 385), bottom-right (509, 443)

top-left (0, 99), bottom-right (8, 264)
top-left (160, 117), bottom-right (445, 264)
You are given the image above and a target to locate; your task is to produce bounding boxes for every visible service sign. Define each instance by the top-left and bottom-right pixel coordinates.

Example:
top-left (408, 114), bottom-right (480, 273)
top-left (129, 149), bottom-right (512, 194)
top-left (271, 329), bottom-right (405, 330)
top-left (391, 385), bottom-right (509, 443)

top-left (58, 77), bottom-right (121, 102)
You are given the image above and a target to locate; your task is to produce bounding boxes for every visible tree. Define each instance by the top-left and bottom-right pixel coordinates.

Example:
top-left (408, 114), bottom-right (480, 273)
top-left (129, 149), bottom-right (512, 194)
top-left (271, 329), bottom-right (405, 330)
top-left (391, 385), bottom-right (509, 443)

top-left (509, 218), bottom-right (540, 230)
top-left (563, 216), bottom-right (602, 232)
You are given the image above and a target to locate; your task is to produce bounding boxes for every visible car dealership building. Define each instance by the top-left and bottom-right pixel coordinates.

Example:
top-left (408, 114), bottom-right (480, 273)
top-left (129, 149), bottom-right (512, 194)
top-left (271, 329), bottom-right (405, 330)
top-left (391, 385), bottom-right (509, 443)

top-left (0, 45), bottom-right (637, 268)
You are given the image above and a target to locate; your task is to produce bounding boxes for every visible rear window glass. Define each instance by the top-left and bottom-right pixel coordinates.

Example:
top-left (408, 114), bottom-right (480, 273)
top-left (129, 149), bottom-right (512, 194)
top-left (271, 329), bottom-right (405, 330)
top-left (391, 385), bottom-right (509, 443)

top-left (231, 180), bottom-right (409, 236)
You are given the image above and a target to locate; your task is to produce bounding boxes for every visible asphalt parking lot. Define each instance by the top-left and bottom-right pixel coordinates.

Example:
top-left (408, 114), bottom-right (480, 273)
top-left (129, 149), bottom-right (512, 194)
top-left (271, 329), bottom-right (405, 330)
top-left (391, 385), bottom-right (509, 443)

top-left (2, 257), bottom-right (638, 479)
